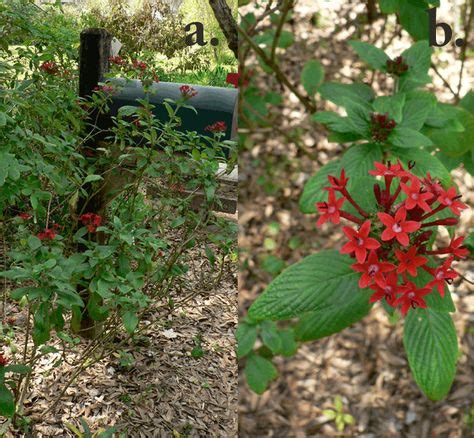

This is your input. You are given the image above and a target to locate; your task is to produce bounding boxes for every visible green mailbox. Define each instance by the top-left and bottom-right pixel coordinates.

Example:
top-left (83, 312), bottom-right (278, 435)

top-left (108, 79), bottom-right (238, 142)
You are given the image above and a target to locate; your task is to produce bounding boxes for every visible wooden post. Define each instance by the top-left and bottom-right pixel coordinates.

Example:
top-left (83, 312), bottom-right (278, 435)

top-left (73, 29), bottom-right (112, 339)
top-left (79, 28), bottom-right (113, 147)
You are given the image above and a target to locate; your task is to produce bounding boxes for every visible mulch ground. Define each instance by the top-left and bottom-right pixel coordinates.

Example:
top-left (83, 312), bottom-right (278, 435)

top-left (238, 1), bottom-right (474, 436)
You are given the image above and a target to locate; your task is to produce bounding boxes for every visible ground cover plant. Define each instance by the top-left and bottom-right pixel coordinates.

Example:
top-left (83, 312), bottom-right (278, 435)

top-left (238, 0), bottom-right (473, 435)
top-left (1, 0), bottom-right (237, 434)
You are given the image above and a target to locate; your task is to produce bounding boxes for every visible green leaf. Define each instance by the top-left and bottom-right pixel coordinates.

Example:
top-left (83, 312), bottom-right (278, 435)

top-left (390, 147), bottom-right (451, 186)
top-left (389, 127), bottom-right (433, 148)
top-left (344, 99), bottom-right (370, 136)
top-left (3, 364), bottom-right (30, 374)
top-left (312, 112), bottom-right (353, 133)
top-left (0, 112), bottom-right (6, 127)
top-left (399, 4), bottom-right (429, 40)
top-left (0, 383), bottom-right (14, 417)
top-left (427, 107), bottom-right (474, 157)
top-left (260, 320), bottom-right (282, 353)
top-left (373, 93), bottom-right (406, 123)
top-left (348, 41), bottom-right (389, 70)
top-left (32, 303), bottom-right (51, 346)
top-left (319, 83), bottom-right (375, 107)
top-left (122, 311), bottom-right (138, 334)
top-left (301, 60), bottom-right (324, 96)
top-left (83, 174), bottom-right (103, 184)
top-left (401, 41), bottom-right (432, 77)
top-left (295, 277), bottom-right (371, 341)
top-left (400, 91), bottom-right (436, 130)
top-left (236, 323), bottom-right (257, 358)
top-left (379, 0), bottom-right (399, 13)
top-left (27, 235), bottom-right (42, 251)
top-left (299, 160), bottom-right (341, 213)
top-left (118, 105), bottom-right (139, 117)
top-left (249, 251), bottom-right (360, 321)
top-left (278, 328), bottom-right (298, 357)
top-left (403, 309), bottom-right (458, 401)
top-left (244, 353), bottom-right (277, 394)
top-left (340, 143), bottom-right (383, 181)
top-left (459, 91), bottom-right (474, 115)
top-left (322, 409), bottom-right (337, 420)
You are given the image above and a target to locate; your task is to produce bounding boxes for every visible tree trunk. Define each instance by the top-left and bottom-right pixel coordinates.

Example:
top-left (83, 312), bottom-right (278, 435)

top-left (208, 0), bottom-right (238, 59)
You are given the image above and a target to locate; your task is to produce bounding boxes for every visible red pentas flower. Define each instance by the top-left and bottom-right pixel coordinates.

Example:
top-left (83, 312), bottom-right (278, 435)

top-left (400, 178), bottom-right (433, 211)
top-left (340, 220), bottom-right (380, 263)
top-left (0, 354), bottom-right (8, 367)
top-left (38, 229), bottom-right (56, 241)
top-left (40, 61), bottom-right (59, 75)
top-left (395, 246), bottom-right (428, 277)
top-left (378, 207), bottom-right (420, 246)
top-left (370, 112), bottom-right (396, 142)
top-left (205, 121), bottom-right (227, 133)
top-left (394, 282), bottom-right (431, 316)
top-left (109, 56), bottom-right (125, 65)
top-left (80, 213), bottom-right (102, 233)
top-left (369, 272), bottom-right (401, 306)
top-left (316, 189), bottom-right (345, 226)
top-left (18, 212), bottom-right (31, 220)
top-left (386, 56), bottom-right (409, 76)
top-left (179, 85), bottom-right (198, 99)
top-left (436, 187), bottom-right (468, 216)
top-left (424, 257), bottom-right (458, 297)
top-left (132, 60), bottom-right (147, 71)
top-left (352, 250), bottom-right (396, 288)
top-left (316, 160), bottom-right (470, 315)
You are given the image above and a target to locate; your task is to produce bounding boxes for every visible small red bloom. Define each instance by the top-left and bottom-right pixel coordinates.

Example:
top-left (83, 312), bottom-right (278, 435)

top-left (0, 354), bottom-right (9, 367)
top-left (447, 236), bottom-right (469, 259)
top-left (205, 121), bottom-right (227, 133)
top-left (37, 229), bottom-right (56, 241)
top-left (437, 187), bottom-right (468, 216)
top-left (326, 169), bottom-right (349, 191)
top-left (351, 250), bottom-right (396, 288)
top-left (316, 190), bottom-right (346, 226)
top-left (394, 282), bottom-right (431, 315)
top-left (80, 213), bottom-right (102, 233)
top-left (132, 60), bottom-right (147, 70)
top-left (40, 61), bottom-right (59, 75)
top-left (18, 212), bottom-right (31, 220)
top-left (109, 56), bottom-right (125, 65)
top-left (422, 172), bottom-right (443, 197)
top-left (378, 207), bottom-right (420, 246)
top-left (395, 246), bottom-right (428, 277)
top-left (179, 85), bottom-right (198, 99)
top-left (340, 220), bottom-right (380, 263)
top-left (369, 272), bottom-right (401, 306)
top-left (368, 161), bottom-right (409, 179)
top-left (400, 178), bottom-right (433, 211)
top-left (425, 257), bottom-right (457, 297)
top-left (226, 72), bottom-right (240, 88)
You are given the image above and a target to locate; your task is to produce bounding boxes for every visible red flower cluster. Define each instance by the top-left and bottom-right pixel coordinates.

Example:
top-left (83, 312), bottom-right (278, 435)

top-left (0, 354), bottom-right (8, 367)
top-left (40, 61), bottom-right (59, 75)
top-left (179, 85), bottom-right (198, 99)
top-left (205, 121), bottom-right (227, 133)
top-left (132, 60), bottom-right (147, 71)
top-left (316, 161), bottom-right (469, 315)
top-left (18, 212), bottom-right (31, 220)
top-left (38, 228), bottom-right (56, 241)
top-left (386, 56), bottom-right (409, 76)
top-left (109, 55), bottom-right (125, 65)
top-left (80, 213), bottom-right (102, 232)
top-left (370, 113), bottom-right (397, 142)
